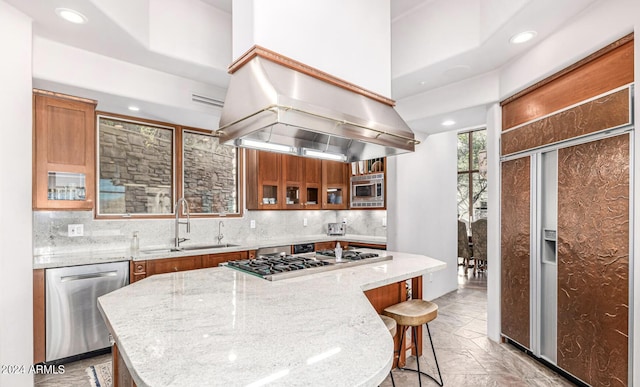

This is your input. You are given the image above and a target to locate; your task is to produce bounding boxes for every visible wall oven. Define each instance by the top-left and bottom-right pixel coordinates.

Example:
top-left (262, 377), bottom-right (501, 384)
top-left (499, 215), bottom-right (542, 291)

top-left (350, 173), bottom-right (384, 208)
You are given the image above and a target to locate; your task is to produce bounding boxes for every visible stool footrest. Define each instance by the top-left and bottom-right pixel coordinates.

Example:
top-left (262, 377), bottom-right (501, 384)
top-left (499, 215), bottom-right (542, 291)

top-left (398, 363), bottom-right (443, 386)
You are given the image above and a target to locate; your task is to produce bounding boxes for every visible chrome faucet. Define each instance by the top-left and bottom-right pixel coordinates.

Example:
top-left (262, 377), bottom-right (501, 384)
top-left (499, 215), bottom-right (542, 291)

top-left (174, 198), bottom-right (191, 250)
top-left (217, 221), bottom-right (224, 245)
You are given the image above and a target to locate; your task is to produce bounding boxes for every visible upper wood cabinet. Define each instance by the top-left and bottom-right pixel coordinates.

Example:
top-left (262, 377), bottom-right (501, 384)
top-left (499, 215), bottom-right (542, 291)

top-left (283, 155), bottom-right (322, 210)
top-left (33, 91), bottom-right (96, 210)
top-left (246, 150), bottom-right (349, 210)
top-left (246, 149), bottom-right (283, 210)
top-left (321, 160), bottom-right (349, 209)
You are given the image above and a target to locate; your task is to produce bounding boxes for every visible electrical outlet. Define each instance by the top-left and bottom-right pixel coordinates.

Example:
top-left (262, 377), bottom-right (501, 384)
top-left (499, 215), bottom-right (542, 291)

top-left (68, 224), bottom-right (84, 237)
top-left (250, 220), bottom-right (256, 229)
top-left (429, 273), bottom-right (433, 283)
top-left (382, 217), bottom-right (387, 227)
top-left (303, 218), bottom-right (308, 227)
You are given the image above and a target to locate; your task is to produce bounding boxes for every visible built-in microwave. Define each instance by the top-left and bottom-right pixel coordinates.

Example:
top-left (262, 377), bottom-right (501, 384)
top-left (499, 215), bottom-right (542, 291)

top-left (350, 173), bottom-right (384, 208)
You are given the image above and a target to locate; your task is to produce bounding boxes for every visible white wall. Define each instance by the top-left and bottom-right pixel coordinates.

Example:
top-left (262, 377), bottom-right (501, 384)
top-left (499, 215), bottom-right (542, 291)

top-left (149, 0), bottom-right (231, 69)
top-left (32, 37), bottom-right (227, 129)
top-left (0, 2), bottom-right (33, 386)
top-left (392, 0), bottom-right (480, 76)
top-left (387, 131), bottom-right (458, 300)
top-left (232, 0), bottom-right (392, 96)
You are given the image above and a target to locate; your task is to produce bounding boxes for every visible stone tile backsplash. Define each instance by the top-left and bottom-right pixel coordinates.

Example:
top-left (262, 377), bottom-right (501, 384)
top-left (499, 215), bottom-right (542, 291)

top-left (33, 210), bottom-right (386, 255)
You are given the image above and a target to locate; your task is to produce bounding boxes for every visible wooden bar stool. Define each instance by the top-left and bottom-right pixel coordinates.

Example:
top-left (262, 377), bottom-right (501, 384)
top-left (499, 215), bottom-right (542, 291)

top-left (380, 315), bottom-right (397, 387)
top-left (383, 299), bottom-right (443, 386)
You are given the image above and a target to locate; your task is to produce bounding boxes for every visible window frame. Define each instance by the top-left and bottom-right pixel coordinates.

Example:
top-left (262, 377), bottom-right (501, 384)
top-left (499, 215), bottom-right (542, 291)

top-left (457, 128), bottom-right (487, 227)
top-left (179, 127), bottom-right (243, 218)
top-left (95, 112), bottom-right (243, 219)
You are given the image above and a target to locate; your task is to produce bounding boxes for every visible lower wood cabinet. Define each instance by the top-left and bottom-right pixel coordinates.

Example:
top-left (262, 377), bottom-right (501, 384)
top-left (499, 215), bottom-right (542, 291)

top-left (145, 255), bottom-right (202, 276)
top-left (202, 251), bottom-right (248, 268)
top-left (314, 241), bottom-right (386, 252)
top-left (314, 241), bottom-right (337, 251)
top-left (130, 251), bottom-right (250, 284)
top-left (33, 269), bottom-right (46, 364)
top-left (347, 242), bottom-right (386, 250)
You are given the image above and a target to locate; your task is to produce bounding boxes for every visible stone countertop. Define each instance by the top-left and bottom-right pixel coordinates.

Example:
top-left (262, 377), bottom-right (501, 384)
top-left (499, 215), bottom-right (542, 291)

top-left (33, 234), bottom-right (387, 269)
top-left (97, 250), bottom-right (446, 387)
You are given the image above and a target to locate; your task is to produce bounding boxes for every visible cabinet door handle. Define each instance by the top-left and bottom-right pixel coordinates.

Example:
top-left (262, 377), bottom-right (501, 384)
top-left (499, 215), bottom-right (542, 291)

top-left (173, 267), bottom-right (178, 271)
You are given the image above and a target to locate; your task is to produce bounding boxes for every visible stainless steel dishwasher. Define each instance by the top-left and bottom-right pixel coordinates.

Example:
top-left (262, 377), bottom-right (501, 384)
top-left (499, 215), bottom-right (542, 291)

top-left (46, 261), bottom-right (129, 362)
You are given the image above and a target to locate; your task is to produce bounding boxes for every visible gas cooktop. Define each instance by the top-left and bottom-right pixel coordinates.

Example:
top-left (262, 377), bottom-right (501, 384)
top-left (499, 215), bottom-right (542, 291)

top-left (226, 255), bottom-right (332, 278)
top-left (224, 251), bottom-right (391, 281)
top-left (315, 250), bottom-right (380, 260)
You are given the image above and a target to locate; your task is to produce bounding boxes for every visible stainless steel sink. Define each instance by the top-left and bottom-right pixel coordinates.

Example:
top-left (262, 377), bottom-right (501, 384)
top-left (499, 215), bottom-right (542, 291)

top-left (140, 244), bottom-right (239, 254)
top-left (181, 243), bottom-right (239, 251)
top-left (140, 248), bottom-right (174, 254)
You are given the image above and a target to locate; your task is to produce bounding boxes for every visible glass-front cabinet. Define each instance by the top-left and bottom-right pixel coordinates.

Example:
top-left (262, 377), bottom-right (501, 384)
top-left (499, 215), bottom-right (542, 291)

top-left (245, 150), bottom-right (282, 209)
top-left (47, 172), bottom-right (86, 201)
top-left (33, 91), bottom-right (96, 210)
top-left (321, 160), bottom-right (348, 210)
top-left (245, 150), bottom-right (345, 210)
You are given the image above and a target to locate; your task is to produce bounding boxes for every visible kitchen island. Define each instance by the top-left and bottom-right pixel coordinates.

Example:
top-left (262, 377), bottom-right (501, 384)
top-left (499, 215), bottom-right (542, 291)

top-left (98, 250), bottom-right (446, 387)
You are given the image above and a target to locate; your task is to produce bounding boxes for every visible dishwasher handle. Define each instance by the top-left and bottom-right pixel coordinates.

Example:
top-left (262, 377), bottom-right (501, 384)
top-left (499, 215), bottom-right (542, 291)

top-left (60, 271), bottom-right (118, 282)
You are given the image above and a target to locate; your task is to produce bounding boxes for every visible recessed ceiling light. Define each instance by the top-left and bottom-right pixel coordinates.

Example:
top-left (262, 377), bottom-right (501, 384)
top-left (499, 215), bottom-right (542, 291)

top-left (510, 31), bottom-right (537, 44)
top-left (442, 120), bottom-right (456, 126)
top-left (419, 81), bottom-right (427, 85)
top-left (55, 8), bottom-right (88, 24)
top-left (128, 106), bottom-right (140, 112)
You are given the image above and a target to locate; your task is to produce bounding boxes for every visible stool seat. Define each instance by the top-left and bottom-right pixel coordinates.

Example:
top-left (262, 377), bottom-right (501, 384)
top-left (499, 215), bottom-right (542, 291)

top-left (380, 314), bottom-right (397, 337)
top-left (383, 299), bottom-right (438, 327)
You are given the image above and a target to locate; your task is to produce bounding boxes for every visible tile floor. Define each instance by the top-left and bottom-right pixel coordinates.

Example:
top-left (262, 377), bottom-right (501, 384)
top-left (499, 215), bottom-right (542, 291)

top-left (379, 268), bottom-right (575, 386)
top-left (36, 267), bottom-right (575, 386)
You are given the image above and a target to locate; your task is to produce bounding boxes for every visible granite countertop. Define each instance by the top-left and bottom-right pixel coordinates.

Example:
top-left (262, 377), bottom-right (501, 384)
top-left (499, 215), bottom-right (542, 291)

top-left (97, 250), bottom-right (446, 387)
top-left (33, 234), bottom-right (387, 269)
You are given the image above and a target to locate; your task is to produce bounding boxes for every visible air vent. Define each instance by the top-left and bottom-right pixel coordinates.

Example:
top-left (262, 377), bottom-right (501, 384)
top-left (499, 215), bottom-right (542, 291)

top-left (191, 93), bottom-right (224, 108)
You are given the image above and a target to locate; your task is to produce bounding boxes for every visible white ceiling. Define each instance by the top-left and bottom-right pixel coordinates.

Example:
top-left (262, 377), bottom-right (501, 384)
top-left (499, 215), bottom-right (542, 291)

top-left (7, 0), bottom-right (601, 134)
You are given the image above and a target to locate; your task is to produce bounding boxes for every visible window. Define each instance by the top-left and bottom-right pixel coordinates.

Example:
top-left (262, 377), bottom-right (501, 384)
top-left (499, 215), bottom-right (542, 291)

top-left (97, 115), bottom-right (240, 217)
top-left (457, 129), bottom-right (487, 227)
top-left (97, 116), bottom-right (174, 216)
top-left (182, 130), bottom-right (238, 214)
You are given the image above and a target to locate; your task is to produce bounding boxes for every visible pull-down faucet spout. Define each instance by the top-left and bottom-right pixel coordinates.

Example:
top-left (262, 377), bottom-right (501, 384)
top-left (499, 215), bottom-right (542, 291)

top-left (174, 198), bottom-right (190, 250)
top-left (217, 221), bottom-right (224, 244)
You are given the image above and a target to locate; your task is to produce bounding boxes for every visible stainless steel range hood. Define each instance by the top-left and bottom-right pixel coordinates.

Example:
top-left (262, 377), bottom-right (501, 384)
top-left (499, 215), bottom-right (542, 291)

top-left (216, 47), bottom-right (419, 162)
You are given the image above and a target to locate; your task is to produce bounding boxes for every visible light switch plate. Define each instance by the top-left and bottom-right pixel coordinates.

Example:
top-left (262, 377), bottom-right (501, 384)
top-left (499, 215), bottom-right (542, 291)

top-left (68, 224), bottom-right (84, 237)
top-left (382, 217), bottom-right (387, 227)
top-left (303, 218), bottom-right (308, 227)
top-left (250, 220), bottom-right (256, 229)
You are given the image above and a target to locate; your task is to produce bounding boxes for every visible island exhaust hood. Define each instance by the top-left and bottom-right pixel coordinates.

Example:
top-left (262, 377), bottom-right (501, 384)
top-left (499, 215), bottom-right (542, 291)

top-left (216, 46), bottom-right (419, 162)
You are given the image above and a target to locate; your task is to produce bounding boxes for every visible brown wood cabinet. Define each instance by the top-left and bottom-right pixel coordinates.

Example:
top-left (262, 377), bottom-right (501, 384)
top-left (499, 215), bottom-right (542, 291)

top-left (304, 158), bottom-right (322, 210)
top-left (347, 242), bottom-right (386, 250)
top-left (246, 149), bottom-right (283, 209)
top-left (145, 255), bottom-right (202, 277)
top-left (246, 150), bottom-right (348, 210)
top-left (130, 251), bottom-right (250, 283)
top-left (201, 251), bottom-right (248, 268)
top-left (314, 241), bottom-right (337, 251)
top-left (130, 261), bottom-right (147, 283)
top-left (321, 160), bottom-right (349, 209)
top-left (282, 155), bottom-right (322, 209)
top-left (33, 91), bottom-right (96, 210)
top-left (33, 269), bottom-right (46, 364)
